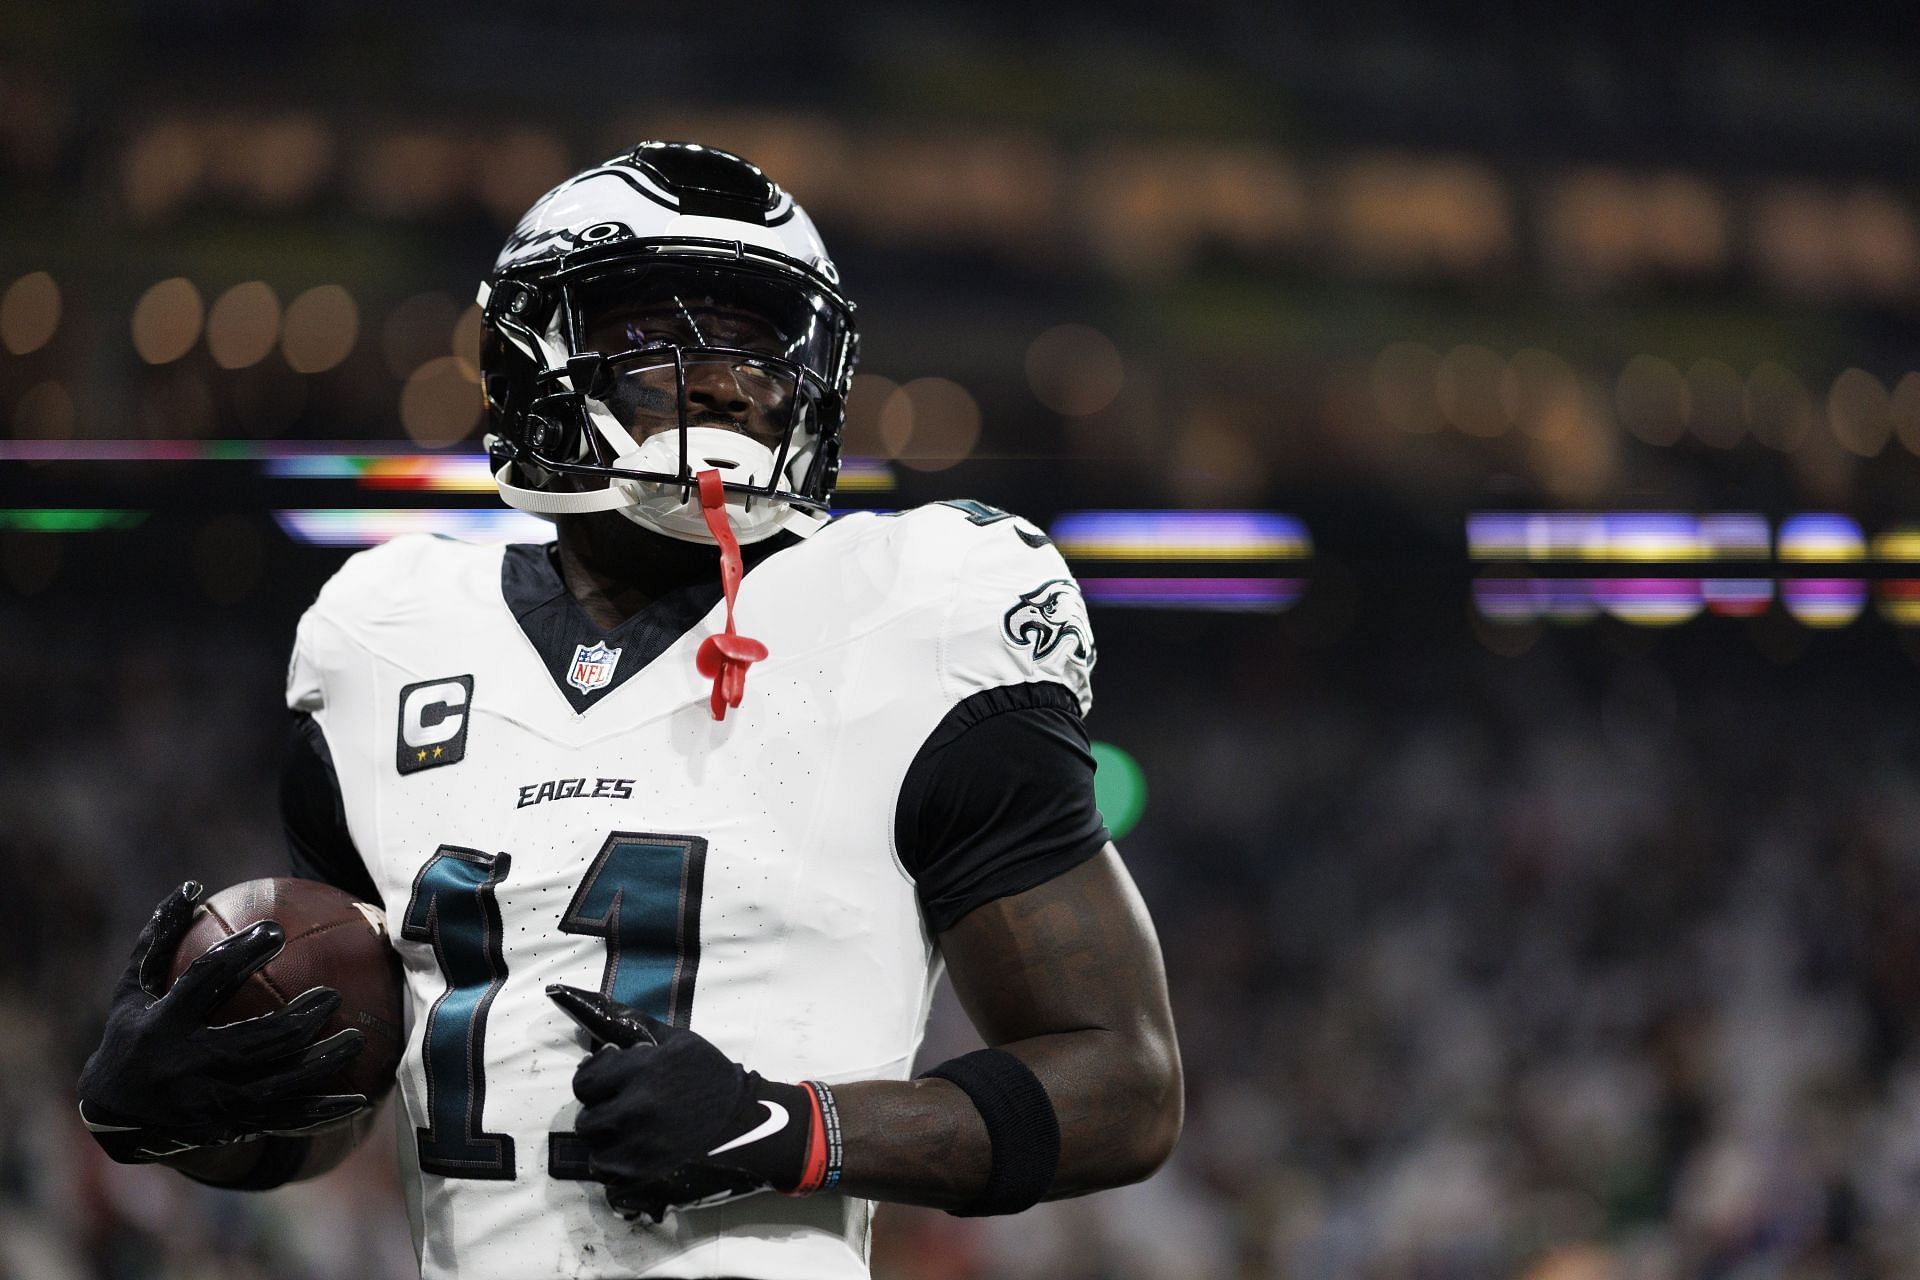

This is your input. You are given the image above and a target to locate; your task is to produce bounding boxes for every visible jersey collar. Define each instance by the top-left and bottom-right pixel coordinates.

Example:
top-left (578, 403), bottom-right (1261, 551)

top-left (500, 535), bottom-right (798, 715)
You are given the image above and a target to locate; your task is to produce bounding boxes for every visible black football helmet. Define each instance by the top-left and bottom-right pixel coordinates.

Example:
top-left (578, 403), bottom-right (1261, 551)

top-left (480, 141), bottom-right (859, 544)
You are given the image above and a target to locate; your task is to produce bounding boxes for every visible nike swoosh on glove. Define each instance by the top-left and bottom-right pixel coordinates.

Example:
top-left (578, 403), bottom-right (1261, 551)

top-left (77, 881), bottom-right (369, 1162)
top-left (548, 984), bottom-right (834, 1223)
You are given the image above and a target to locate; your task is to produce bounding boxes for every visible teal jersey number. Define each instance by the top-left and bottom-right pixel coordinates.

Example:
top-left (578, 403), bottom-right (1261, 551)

top-left (548, 832), bottom-right (707, 1180)
top-left (401, 847), bottom-right (516, 1179)
top-left (402, 833), bottom-right (708, 1181)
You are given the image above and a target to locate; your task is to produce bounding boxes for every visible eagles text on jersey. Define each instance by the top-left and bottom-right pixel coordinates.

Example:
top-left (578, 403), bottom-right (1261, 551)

top-left (284, 502), bottom-right (1098, 1280)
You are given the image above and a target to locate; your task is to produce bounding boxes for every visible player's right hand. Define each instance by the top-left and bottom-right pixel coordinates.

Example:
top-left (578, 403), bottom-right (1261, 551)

top-left (76, 881), bottom-right (370, 1163)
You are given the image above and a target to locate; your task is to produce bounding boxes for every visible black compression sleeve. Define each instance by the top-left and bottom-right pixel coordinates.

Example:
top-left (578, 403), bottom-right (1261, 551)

top-left (281, 712), bottom-right (378, 902)
top-left (895, 683), bottom-right (1112, 934)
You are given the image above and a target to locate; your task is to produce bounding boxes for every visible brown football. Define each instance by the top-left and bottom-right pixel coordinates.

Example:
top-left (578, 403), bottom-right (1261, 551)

top-left (165, 877), bottom-right (405, 1105)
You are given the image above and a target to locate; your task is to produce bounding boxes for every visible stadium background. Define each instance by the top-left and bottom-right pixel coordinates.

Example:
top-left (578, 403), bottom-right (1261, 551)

top-left (4, 2), bottom-right (1920, 1276)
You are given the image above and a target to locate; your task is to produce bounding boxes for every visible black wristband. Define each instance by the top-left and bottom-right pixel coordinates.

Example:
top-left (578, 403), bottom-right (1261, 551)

top-left (920, 1048), bottom-right (1060, 1216)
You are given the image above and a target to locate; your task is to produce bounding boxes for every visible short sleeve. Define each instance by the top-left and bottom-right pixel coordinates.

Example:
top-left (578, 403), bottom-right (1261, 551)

top-left (932, 502), bottom-right (1096, 717)
top-left (895, 682), bottom-right (1111, 935)
top-left (286, 611), bottom-right (326, 714)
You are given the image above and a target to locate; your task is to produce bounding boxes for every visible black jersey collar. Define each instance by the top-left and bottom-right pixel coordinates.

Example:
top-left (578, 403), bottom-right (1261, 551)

top-left (501, 534), bottom-right (797, 715)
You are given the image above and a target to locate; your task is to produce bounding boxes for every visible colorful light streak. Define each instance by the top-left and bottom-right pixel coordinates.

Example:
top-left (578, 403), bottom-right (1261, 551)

top-left (1468, 512), bottom-right (1769, 562)
top-left (1871, 528), bottom-right (1920, 562)
top-left (1077, 577), bottom-right (1305, 611)
top-left (264, 453), bottom-right (496, 491)
top-left (0, 440), bottom-right (898, 494)
top-left (0, 508), bottom-right (149, 532)
top-left (1592, 578), bottom-right (1704, 626)
top-left (1777, 514), bottom-right (1866, 562)
top-left (263, 452), bottom-right (898, 495)
top-left (1051, 511), bottom-right (1310, 562)
top-left (1781, 578), bottom-right (1869, 627)
top-left (0, 439), bottom-right (428, 462)
top-left (273, 508), bottom-right (551, 547)
top-left (1876, 581), bottom-right (1920, 625)
top-left (1702, 579), bottom-right (1774, 617)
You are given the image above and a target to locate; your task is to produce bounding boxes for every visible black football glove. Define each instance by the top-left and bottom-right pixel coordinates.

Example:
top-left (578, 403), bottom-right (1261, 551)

top-left (77, 881), bottom-right (370, 1163)
top-left (548, 984), bottom-right (836, 1223)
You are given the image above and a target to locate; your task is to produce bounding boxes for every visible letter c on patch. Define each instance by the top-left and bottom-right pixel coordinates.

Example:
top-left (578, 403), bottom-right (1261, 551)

top-left (396, 675), bottom-right (475, 774)
top-left (403, 680), bottom-right (468, 747)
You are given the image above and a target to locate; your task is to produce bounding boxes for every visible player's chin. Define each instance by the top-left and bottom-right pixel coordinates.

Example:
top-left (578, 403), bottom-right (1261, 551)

top-left (572, 507), bottom-right (721, 563)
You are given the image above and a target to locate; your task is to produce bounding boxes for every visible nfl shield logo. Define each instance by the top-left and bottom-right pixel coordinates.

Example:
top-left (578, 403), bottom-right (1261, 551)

top-left (567, 641), bottom-right (623, 695)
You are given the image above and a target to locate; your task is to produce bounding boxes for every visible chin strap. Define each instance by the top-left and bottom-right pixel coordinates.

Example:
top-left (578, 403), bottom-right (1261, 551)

top-left (693, 469), bottom-right (769, 721)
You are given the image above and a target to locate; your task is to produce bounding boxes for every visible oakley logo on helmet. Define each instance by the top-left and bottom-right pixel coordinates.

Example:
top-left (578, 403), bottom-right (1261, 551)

top-left (397, 675), bottom-right (475, 774)
top-left (499, 220), bottom-right (635, 263)
top-left (1003, 580), bottom-right (1096, 669)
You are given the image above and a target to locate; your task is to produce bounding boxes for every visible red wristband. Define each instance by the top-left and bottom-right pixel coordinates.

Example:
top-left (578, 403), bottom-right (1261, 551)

top-left (785, 1081), bottom-right (843, 1195)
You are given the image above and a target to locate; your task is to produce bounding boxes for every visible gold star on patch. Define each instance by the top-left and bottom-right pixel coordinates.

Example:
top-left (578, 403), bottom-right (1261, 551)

top-left (416, 749), bottom-right (428, 762)
top-left (432, 745), bottom-right (443, 758)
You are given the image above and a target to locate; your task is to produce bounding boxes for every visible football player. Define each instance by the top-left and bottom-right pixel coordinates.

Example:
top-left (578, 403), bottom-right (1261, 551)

top-left (79, 141), bottom-right (1182, 1279)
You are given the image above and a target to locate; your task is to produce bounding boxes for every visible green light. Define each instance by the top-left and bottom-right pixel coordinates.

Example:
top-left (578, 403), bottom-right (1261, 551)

top-left (0, 509), bottom-right (148, 532)
top-left (1090, 741), bottom-right (1147, 840)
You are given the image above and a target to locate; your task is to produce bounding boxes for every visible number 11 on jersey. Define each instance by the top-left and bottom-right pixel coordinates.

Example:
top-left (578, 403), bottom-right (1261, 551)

top-left (401, 833), bottom-right (709, 1182)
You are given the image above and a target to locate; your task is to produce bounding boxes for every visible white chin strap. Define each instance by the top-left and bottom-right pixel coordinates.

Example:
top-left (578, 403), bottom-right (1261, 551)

top-left (491, 406), bottom-right (825, 545)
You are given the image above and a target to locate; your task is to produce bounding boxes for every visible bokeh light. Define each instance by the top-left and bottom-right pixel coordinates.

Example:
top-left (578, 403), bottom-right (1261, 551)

top-left (280, 285), bottom-right (359, 373)
top-left (1025, 324), bottom-right (1125, 416)
top-left (1615, 355), bottom-right (1688, 447)
top-left (1501, 349), bottom-right (1580, 441)
top-left (1090, 741), bottom-right (1147, 839)
top-left (450, 304), bottom-right (483, 370)
top-left (205, 281), bottom-right (281, 369)
top-left (1826, 368), bottom-right (1891, 457)
top-left (382, 292), bottom-right (460, 377)
top-left (1, 272), bottom-right (61, 355)
top-left (1435, 344), bottom-right (1506, 437)
top-left (840, 373), bottom-right (898, 458)
top-left (1894, 373), bottom-right (1920, 456)
top-left (399, 356), bottom-right (481, 447)
top-left (881, 377), bottom-right (981, 471)
top-left (130, 278), bottom-right (204, 364)
top-left (1170, 414), bottom-right (1268, 507)
top-left (1686, 358), bottom-right (1746, 449)
top-left (12, 382), bottom-right (75, 440)
top-left (477, 128), bottom-right (572, 222)
top-left (122, 122), bottom-right (202, 219)
top-left (1370, 342), bottom-right (1444, 434)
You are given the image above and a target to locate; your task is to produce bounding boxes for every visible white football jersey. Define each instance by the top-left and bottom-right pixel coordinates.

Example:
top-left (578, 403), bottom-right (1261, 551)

top-left (284, 502), bottom-right (1096, 1280)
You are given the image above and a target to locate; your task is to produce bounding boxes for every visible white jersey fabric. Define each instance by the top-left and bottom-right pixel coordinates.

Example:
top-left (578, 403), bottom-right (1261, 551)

top-left (285, 503), bottom-right (1095, 1280)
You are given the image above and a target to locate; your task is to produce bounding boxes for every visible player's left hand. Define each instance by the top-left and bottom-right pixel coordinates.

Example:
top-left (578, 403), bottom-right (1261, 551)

top-left (547, 985), bottom-right (834, 1223)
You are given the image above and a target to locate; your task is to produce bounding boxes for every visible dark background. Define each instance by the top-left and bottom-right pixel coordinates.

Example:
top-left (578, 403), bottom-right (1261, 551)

top-left (4, 3), bottom-right (1920, 1277)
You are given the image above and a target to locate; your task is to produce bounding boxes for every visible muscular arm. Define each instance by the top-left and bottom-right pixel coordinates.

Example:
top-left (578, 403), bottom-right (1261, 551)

top-left (833, 845), bottom-right (1183, 1209)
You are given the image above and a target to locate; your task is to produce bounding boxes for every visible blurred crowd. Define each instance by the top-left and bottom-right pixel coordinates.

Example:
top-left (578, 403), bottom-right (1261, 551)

top-left (5, 596), bottom-right (1920, 1280)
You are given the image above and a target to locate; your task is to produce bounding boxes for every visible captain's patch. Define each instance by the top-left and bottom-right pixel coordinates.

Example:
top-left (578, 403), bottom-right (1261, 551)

top-left (1002, 579), bottom-right (1096, 669)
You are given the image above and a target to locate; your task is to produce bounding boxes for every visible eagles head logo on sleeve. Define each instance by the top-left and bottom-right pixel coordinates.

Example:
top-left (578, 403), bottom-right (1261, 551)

top-left (1002, 579), bottom-right (1096, 669)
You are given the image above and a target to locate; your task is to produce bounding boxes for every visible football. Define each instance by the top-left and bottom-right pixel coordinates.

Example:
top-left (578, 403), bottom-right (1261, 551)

top-left (165, 877), bottom-right (405, 1106)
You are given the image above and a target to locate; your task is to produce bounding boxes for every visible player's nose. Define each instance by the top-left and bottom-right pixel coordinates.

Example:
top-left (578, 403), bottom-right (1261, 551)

top-left (684, 360), bottom-right (752, 421)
